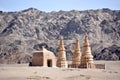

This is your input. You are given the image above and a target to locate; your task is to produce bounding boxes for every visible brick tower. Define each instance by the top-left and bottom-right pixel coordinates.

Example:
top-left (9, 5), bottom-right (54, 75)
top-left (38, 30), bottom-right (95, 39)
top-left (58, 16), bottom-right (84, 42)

top-left (57, 36), bottom-right (68, 68)
top-left (72, 38), bottom-right (81, 68)
top-left (80, 34), bottom-right (95, 68)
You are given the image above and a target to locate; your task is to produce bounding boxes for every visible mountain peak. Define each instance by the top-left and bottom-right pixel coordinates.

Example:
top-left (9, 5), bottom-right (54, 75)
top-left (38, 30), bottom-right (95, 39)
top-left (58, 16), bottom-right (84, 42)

top-left (21, 7), bottom-right (40, 12)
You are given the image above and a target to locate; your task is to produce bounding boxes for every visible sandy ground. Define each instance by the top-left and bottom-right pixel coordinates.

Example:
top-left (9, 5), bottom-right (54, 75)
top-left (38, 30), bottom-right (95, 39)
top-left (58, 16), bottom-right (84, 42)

top-left (0, 61), bottom-right (120, 80)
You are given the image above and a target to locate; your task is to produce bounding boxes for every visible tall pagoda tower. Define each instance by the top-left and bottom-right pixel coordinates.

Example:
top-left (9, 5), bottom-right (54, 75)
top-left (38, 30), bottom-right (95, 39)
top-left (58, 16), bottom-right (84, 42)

top-left (80, 34), bottom-right (95, 68)
top-left (72, 38), bottom-right (81, 68)
top-left (57, 36), bottom-right (68, 68)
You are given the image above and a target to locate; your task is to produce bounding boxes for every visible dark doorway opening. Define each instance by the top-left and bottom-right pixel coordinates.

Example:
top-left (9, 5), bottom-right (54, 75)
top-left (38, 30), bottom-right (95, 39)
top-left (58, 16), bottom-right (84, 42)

top-left (47, 59), bottom-right (52, 67)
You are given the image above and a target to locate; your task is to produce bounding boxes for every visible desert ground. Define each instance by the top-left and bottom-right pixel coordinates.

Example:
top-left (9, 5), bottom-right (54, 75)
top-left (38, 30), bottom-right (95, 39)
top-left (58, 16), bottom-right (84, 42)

top-left (0, 61), bottom-right (120, 80)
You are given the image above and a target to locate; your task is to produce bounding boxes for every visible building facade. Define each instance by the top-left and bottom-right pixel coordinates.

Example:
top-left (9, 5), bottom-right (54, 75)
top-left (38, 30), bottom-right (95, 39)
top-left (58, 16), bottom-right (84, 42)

top-left (31, 46), bottom-right (56, 67)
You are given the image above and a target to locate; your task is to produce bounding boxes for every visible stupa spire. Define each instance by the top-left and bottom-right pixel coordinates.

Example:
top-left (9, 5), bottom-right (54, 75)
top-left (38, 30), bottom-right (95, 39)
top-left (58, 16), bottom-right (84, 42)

top-left (59, 36), bottom-right (65, 50)
top-left (84, 33), bottom-right (90, 47)
top-left (57, 36), bottom-right (68, 68)
top-left (72, 38), bottom-right (81, 68)
top-left (80, 33), bottom-right (95, 68)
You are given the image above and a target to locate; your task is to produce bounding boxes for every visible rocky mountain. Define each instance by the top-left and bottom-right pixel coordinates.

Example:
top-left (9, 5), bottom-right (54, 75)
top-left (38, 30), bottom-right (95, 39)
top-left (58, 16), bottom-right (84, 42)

top-left (0, 8), bottom-right (120, 63)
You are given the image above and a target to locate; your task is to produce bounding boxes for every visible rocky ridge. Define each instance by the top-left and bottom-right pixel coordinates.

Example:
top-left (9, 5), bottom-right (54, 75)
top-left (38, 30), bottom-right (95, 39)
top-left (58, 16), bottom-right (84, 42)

top-left (0, 8), bottom-right (120, 63)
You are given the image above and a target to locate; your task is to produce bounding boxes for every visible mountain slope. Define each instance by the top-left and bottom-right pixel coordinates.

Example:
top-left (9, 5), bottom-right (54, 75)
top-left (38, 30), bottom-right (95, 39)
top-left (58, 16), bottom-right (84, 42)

top-left (0, 8), bottom-right (120, 63)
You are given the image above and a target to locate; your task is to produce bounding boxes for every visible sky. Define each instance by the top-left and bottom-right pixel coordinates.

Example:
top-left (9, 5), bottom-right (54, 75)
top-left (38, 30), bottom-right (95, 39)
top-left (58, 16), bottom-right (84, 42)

top-left (0, 0), bottom-right (120, 12)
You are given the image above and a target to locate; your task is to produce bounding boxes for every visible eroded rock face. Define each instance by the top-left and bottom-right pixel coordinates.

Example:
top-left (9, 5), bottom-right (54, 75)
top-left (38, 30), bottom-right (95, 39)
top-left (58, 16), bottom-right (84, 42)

top-left (0, 8), bottom-right (120, 63)
top-left (93, 45), bottom-right (120, 60)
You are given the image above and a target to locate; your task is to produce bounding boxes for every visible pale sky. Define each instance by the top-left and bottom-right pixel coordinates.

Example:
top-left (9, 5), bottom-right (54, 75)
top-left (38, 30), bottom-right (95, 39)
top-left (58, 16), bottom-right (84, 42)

top-left (0, 0), bottom-right (120, 12)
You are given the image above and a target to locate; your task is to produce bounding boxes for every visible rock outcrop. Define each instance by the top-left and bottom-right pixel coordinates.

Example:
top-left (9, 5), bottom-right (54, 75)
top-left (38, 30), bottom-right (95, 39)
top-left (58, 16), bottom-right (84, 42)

top-left (0, 8), bottom-right (120, 63)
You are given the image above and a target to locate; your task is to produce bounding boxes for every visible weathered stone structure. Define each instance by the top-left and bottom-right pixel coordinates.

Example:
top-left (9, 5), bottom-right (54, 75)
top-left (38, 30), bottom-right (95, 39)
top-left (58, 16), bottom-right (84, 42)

top-left (80, 34), bottom-right (95, 68)
top-left (31, 47), bottom-right (56, 67)
top-left (31, 34), bottom-right (95, 68)
top-left (57, 36), bottom-right (68, 68)
top-left (72, 38), bottom-right (81, 68)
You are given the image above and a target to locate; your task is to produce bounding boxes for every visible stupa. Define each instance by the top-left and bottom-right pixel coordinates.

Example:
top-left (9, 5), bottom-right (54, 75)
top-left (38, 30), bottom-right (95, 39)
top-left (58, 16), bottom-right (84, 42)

top-left (72, 38), bottom-right (81, 68)
top-left (57, 36), bottom-right (68, 68)
top-left (80, 34), bottom-right (95, 68)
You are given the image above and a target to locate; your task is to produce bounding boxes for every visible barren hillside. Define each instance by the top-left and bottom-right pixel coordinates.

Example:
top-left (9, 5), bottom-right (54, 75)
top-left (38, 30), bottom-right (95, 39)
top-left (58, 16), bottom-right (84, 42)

top-left (0, 8), bottom-right (120, 63)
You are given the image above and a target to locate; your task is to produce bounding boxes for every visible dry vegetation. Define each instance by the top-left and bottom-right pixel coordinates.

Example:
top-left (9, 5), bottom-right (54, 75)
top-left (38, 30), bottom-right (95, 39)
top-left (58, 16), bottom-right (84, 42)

top-left (0, 61), bottom-right (120, 80)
